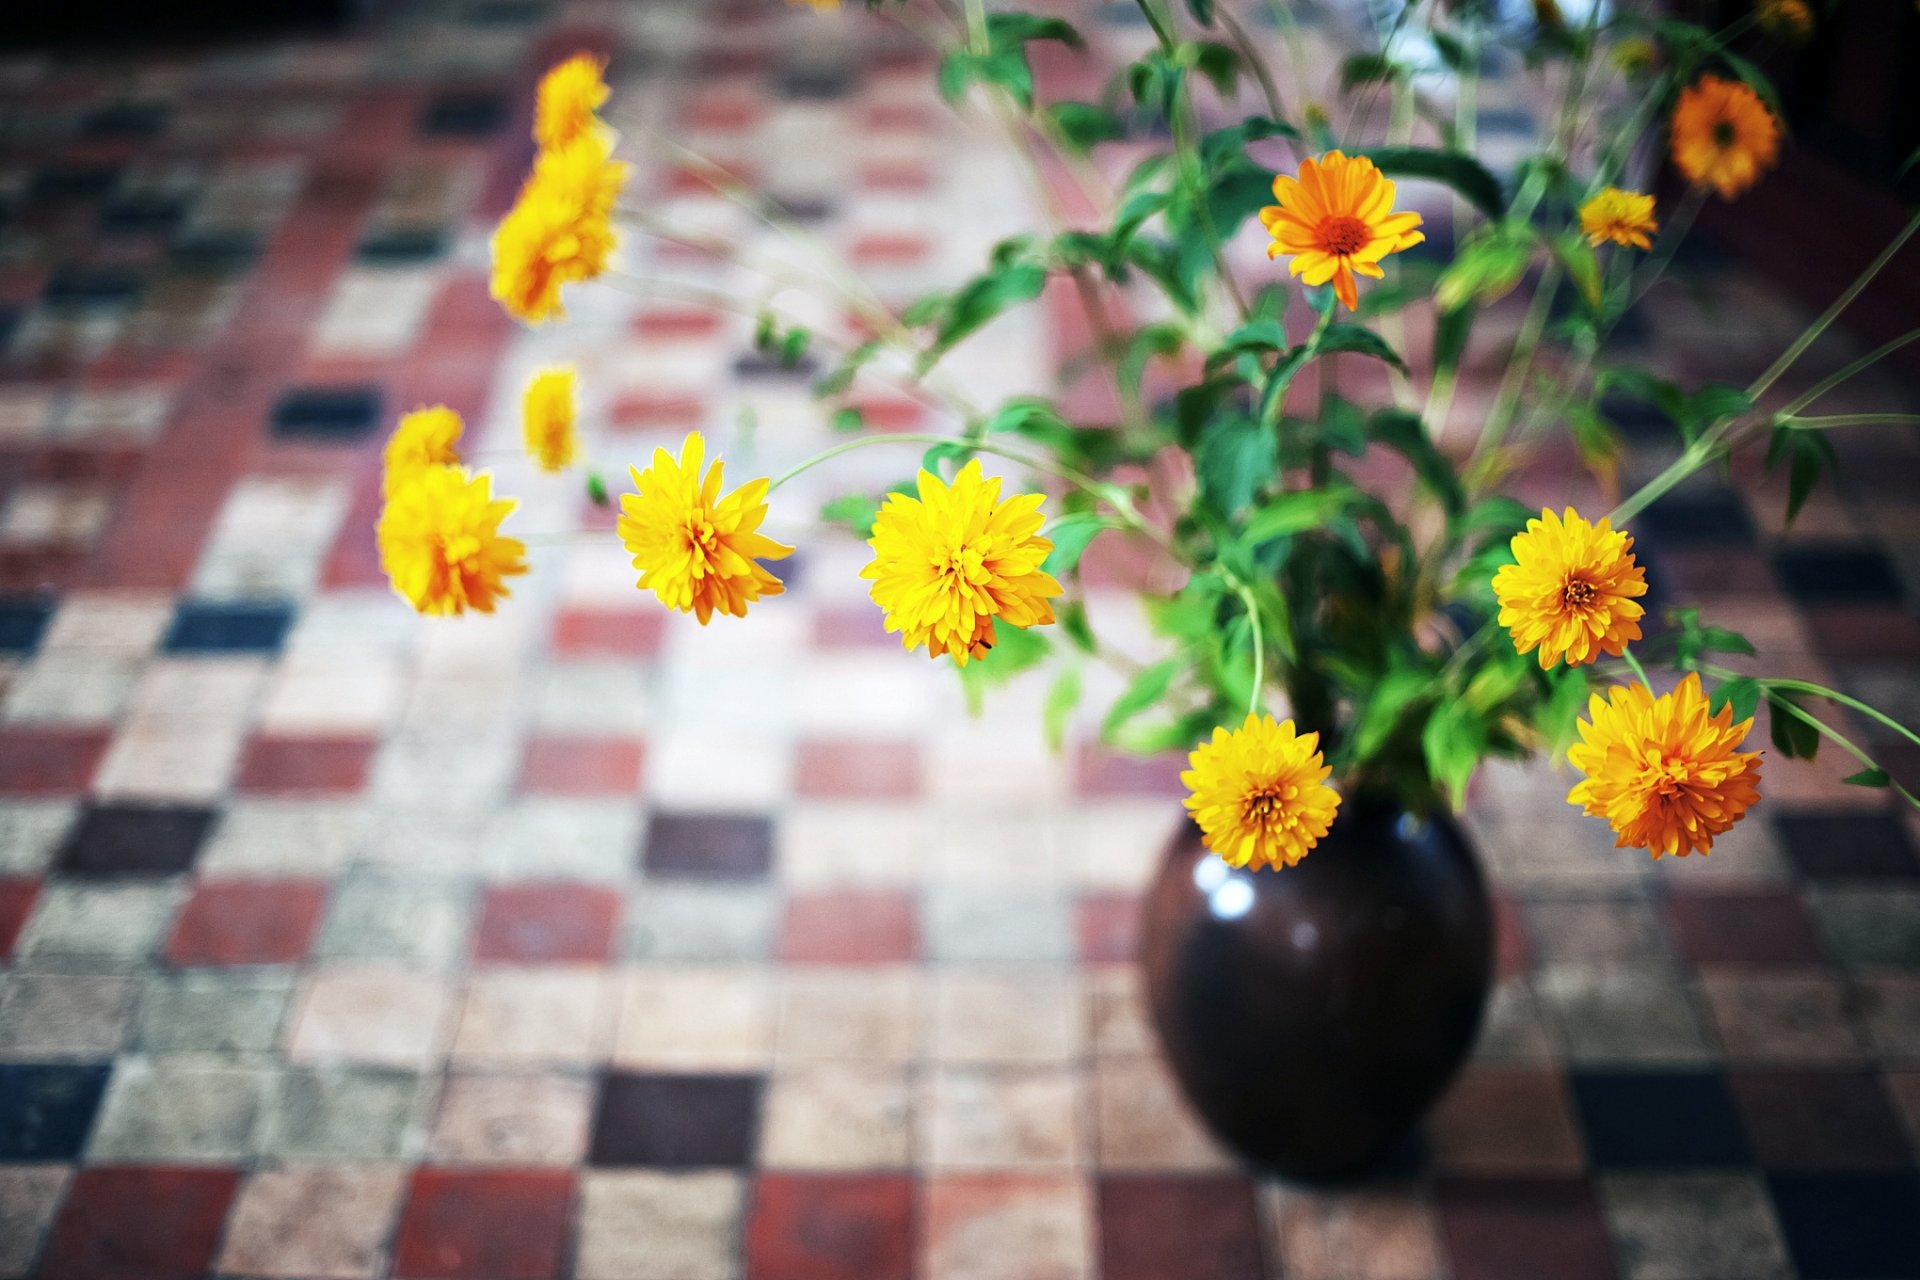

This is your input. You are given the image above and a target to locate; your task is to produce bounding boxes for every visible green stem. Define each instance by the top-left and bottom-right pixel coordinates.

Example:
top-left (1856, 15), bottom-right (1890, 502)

top-left (1474, 258), bottom-right (1563, 460)
top-left (1781, 413), bottom-right (1920, 430)
top-left (1761, 679), bottom-right (1920, 754)
top-left (1777, 330), bottom-right (1920, 417)
top-left (1228, 576), bottom-right (1265, 716)
top-left (1620, 645), bottom-right (1649, 686)
top-left (1748, 209), bottom-right (1920, 402)
top-left (1767, 695), bottom-right (1920, 809)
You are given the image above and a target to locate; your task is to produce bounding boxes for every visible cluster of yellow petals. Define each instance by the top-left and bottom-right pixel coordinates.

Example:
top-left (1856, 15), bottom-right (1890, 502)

top-left (1261, 150), bottom-right (1425, 311)
top-left (616, 433), bottom-right (793, 624)
top-left (492, 54), bottom-right (629, 325)
top-left (377, 454), bottom-right (528, 618)
top-left (1568, 674), bottom-right (1763, 858)
top-left (1182, 713), bottom-right (1342, 869)
top-left (382, 405), bottom-right (463, 494)
top-left (1579, 188), bottom-right (1659, 251)
top-left (522, 367), bottom-right (579, 472)
top-left (1493, 507), bottom-right (1648, 669)
top-left (861, 460), bottom-right (1062, 666)
top-left (1670, 75), bottom-right (1781, 200)
top-left (534, 53), bottom-right (610, 152)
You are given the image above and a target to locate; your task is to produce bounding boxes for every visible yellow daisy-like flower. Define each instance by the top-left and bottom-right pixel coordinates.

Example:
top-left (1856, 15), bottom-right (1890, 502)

top-left (1493, 507), bottom-right (1648, 669)
top-left (616, 432), bottom-right (793, 623)
top-left (860, 459), bottom-right (1063, 666)
top-left (490, 131), bottom-right (629, 325)
top-left (1611, 36), bottom-right (1660, 77)
top-left (1260, 150), bottom-right (1426, 312)
top-left (1757, 0), bottom-right (1813, 41)
top-left (1671, 75), bottom-right (1781, 200)
top-left (377, 464), bottom-right (528, 616)
top-left (1579, 187), bottom-right (1659, 251)
top-left (1567, 673), bottom-right (1763, 858)
top-left (383, 405), bottom-right (464, 495)
top-left (522, 367), bottom-right (579, 473)
top-left (1182, 713), bottom-right (1342, 869)
top-left (534, 53), bottom-right (610, 152)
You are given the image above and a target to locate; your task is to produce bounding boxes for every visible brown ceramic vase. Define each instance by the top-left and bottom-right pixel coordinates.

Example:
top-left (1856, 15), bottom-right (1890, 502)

top-left (1139, 799), bottom-right (1493, 1183)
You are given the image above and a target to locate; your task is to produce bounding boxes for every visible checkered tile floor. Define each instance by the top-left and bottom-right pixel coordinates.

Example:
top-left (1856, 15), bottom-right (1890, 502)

top-left (3, 1), bottom-right (1920, 1277)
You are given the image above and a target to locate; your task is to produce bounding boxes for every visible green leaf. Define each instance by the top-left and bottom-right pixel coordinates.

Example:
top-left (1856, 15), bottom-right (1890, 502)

top-left (1565, 401), bottom-right (1622, 482)
top-left (1436, 229), bottom-right (1534, 311)
top-left (955, 624), bottom-right (1050, 714)
top-left (1043, 666), bottom-right (1083, 752)
top-left (1765, 421), bottom-right (1839, 526)
top-left (938, 47), bottom-right (1036, 110)
top-left (1122, 324), bottom-right (1187, 399)
top-left (812, 338), bottom-right (883, 398)
top-left (1339, 52), bottom-right (1402, 92)
top-left (829, 406), bottom-right (865, 434)
top-left (1844, 767), bottom-right (1892, 789)
top-left (1045, 101), bottom-right (1127, 155)
top-left (1369, 409), bottom-right (1464, 516)
top-left (585, 471), bottom-right (609, 507)
top-left (1350, 669), bottom-right (1431, 760)
top-left (1319, 323), bottom-right (1408, 370)
top-left (1243, 487), bottom-right (1358, 545)
top-left (1432, 301), bottom-right (1475, 375)
top-left (1421, 700), bottom-right (1486, 809)
top-left (1040, 512), bottom-right (1112, 577)
top-left (1541, 664), bottom-right (1590, 756)
top-left (1188, 41), bottom-right (1239, 96)
top-left (1103, 657), bottom-right (1181, 739)
top-left (820, 493), bottom-right (880, 540)
top-left (1361, 146), bottom-right (1506, 220)
top-left (1195, 414), bottom-right (1276, 516)
top-left (1767, 689), bottom-right (1822, 760)
top-left (1183, 0), bottom-right (1215, 25)
top-left (1710, 676), bottom-right (1762, 723)
top-left (1551, 231), bottom-right (1603, 311)
top-left (920, 258), bottom-right (1048, 366)
top-left (986, 12), bottom-right (1084, 50)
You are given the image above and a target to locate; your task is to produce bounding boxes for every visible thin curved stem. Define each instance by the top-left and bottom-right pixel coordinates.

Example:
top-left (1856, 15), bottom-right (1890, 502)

top-left (1777, 330), bottom-right (1920, 417)
top-left (1780, 413), bottom-right (1920, 430)
top-left (1228, 576), bottom-right (1266, 715)
top-left (1748, 209), bottom-right (1920, 402)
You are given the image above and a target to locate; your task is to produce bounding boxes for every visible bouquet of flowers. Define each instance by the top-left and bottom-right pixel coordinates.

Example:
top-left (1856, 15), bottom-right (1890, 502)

top-left (374, 0), bottom-right (1919, 873)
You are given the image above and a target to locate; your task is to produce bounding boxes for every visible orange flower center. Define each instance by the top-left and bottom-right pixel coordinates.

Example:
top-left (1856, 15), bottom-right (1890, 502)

top-left (1242, 783), bottom-right (1298, 826)
top-left (1560, 577), bottom-right (1598, 610)
top-left (1319, 215), bottom-right (1371, 257)
top-left (682, 513), bottom-right (718, 561)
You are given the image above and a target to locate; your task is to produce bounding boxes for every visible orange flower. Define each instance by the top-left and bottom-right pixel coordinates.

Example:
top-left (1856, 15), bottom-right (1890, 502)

top-left (1579, 188), bottom-right (1658, 251)
top-left (1493, 507), bottom-right (1648, 669)
top-left (1671, 75), bottom-right (1780, 200)
top-left (1260, 151), bottom-right (1426, 311)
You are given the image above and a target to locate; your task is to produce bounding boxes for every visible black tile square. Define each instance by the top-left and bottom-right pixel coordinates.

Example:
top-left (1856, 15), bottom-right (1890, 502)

top-left (768, 195), bottom-right (835, 224)
top-left (28, 166), bottom-right (119, 203)
top-left (356, 229), bottom-right (449, 265)
top-left (1769, 1173), bottom-right (1920, 1280)
top-left (42, 266), bottom-right (143, 307)
top-left (0, 597), bottom-right (56, 654)
top-left (0, 1063), bottom-right (112, 1160)
top-left (1775, 811), bottom-right (1920, 879)
top-left (1569, 1071), bottom-right (1749, 1169)
top-left (775, 65), bottom-right (854, 100)
top-left (418, 92), bottom-right (509, 136)
top-left (98, 195), bottom-right (187, 236)
top-left (643, 813), bottom-right (773, 879)
top-left (54, 803), bottom-right (216, 878)
top-left (732, 351), bottom-right (821, 380)
top-left (1597, 390), bottom-right (1677, 448)
top-left (81, 101), bottom-right (170, 139)
top-left (269, 386), bottom-right (382, 442)
top-left (1772, 546), bottom-right (1904, 605)
top-left (588, 1072), bottom-right (763, 1168)
top-left (162, 600), bottom-right (295, 654)
top-left (170, 233), bottom-right (260, 275)
top-left (1634, 485), bottom-right (1756, 549)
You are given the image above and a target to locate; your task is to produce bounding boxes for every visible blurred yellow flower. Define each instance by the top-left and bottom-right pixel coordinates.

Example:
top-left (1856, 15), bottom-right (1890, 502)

top-left (378, 464), bottom-right (528, 616)
top-left (788, 0), bottom-right (841, 8)
top-left (522, 367), bottom-right (579, 472)
top-left (490, 131), bottom-right (629, 324)
top-left (1757, 0), bottom-right (1813, 41)
top-left (1671, 75), bottom-right (1780, 200)
top-left (1260, 150), bottom-right (1425, 311)
top-left (1610, 36), bottom-right (1659, 76)
top-left (1580, 188), bottom-right (1658, 250)
top-left (383, 405), bottom-right (464, 495)
top-left (1567, 673), bottom-right (1763, 858)
top-left (861, 459), bottom-right (1062, 665)
top-left (1493, 507), bottom-right (1648, 669)
top-left (534, 53), bottom-right (610, 152)
top-left (616, 432), bottom-right (792, 623)
top-left (1182, 713), bottom-right (1341, 869)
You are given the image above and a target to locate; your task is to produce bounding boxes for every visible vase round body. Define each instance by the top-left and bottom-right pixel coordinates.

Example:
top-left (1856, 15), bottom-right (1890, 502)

top-left (1139, 799), bottom-right (1493, 1183)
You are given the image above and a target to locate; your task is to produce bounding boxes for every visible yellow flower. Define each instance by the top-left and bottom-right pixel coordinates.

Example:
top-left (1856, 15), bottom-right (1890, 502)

top-left (1580, 188), bottom-right (1659, 250)
top-left (1757, 0), bottom-right (1813, 41)
top-left (1611, 36), bottom-right (1659, 77)
top-left (1182, 713), bottom-right (1341, 869)
top-left (1493, 507), bottom-right (1648, 669)
top-left (1671, 75), bottom-right (1781, 200)
top-left (860, 459), bottom-right (1062, 666)
top-left (377, 464), bottom-right (528, 616)
top-left (490, 131), bottom-right (629, 325)
top-left (1567, 673), bottom-right (1763, 858)
top-left (534, 53), bottom-right (610, 152)
top-left (788, 0), bottom-right (840, 8)
top-left (522, 367), bottom-right (579, 472)
top-left (1260, 150), bottom-right (1426, 311)
top-left (616, 432), bottom-right (792, 623)
top-left (383, 405), bottom-right (464, 495)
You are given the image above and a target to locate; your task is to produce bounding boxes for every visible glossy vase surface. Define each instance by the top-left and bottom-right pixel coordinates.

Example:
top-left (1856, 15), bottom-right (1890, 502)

top-left (1139, 800), bottom-right (1493, 1183)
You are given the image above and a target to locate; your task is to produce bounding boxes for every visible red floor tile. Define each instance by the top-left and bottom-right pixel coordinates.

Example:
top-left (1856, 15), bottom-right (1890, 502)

top-left (1076, 893), bottom-right (1139, 964)
top-left (779, 890), bottom-right (919, 964)
top-left (1665, 889), bottom-right (1829, 968)
top-left (634, 308), bottom-right (725, 341)
top-left (551, 607), bottom-right (665, 658)
top-left (1435, 1177), bottom-right (1616, 1280)
top-left (166, 879), bottom-right (329, 967)
top-left (392, 1169), bottom-right (574, 1280)
top-left (0, 876), bottom-right (41, 959)
top-left (745, 1173), bottom-right (914, 1280)
top-left (1731, 1069), bottom-right (1913, 1171)
top-left (473, 883), bottom-right (621, 964)
top-left (0, 727), bottom-right (108, 795)
top-left (1073, 746), bottom-right (1186, 798)
top-left (610, 390), bottom-right (705, 430)
top-left (814, 606), bottom-right (895, 650)
top-left (234, 735), bottom-right (377, 794)
top-left (40, 1167), bottom-right (241, 1280)
top-left (850, 233), bottom-right (930, 268)
top-left (1096, 1175), bottom-right (1264, 1280)
top-left (519, 736), bottom-right (645, 796)
top-left (793, 739), bottom-right (922, 800)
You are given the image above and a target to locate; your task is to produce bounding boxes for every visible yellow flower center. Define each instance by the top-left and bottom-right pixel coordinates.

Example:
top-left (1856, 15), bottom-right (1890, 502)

top-left (937, 541), bottom-right (987, 585)
top-left (439, 531), bottom-right (482, 571)
top-left (1243, 782), bottom-right (1298, 827)
top-left (682, 512), bottom-right (718, 560)
top-left (1319, 215), bottom-right (1371, 257)
top-left (1560, 577), bottom-right (1598, 610)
